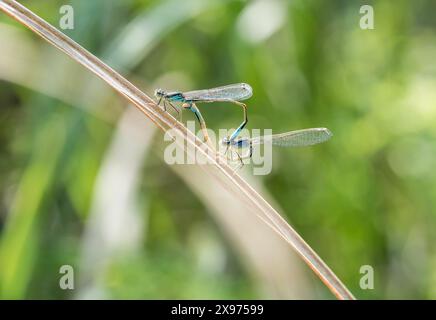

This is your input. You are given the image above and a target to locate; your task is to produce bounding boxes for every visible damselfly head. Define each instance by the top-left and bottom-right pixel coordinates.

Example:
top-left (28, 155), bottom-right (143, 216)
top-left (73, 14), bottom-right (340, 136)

top-left (154, 88), bottom-right (165, 98)
top-left (221, 137), bottom-right (230, 145)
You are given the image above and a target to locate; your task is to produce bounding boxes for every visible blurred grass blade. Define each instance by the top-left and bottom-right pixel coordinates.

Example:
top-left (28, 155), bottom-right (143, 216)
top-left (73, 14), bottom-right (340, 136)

top-left (78, 107), bottom-right (151, 298)
top-left (0, 115), bottom-right (66, 298)
top-left (104, 0), bottom-right (222, 69)
top-left (0, 0), bottom-right (355, 299)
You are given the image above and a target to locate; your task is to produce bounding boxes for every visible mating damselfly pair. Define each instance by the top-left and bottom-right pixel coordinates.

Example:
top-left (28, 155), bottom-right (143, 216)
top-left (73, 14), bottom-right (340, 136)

top-left (155, 83), bottom-right (332, 168)
top-left (155, 83), bottom-right (251, 142)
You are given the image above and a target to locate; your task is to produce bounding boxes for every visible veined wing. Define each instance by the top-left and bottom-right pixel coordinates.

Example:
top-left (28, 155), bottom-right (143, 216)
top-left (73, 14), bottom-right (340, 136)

top-left (183, 83), bottom-right (252, 102)
top-left (251, 128), bottom-right (333, 147)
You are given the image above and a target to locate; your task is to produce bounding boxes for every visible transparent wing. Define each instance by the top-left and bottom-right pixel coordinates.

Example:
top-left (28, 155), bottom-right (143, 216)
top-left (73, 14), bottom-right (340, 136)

top-left (251, 128), bottom-right (333, 147)
top-left (183, 83), bottom-right (252, 102)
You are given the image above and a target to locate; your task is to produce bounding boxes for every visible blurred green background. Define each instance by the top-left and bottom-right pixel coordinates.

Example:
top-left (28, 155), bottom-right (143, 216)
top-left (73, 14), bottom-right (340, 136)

top-left (1, 0), bottom-right (436, 299)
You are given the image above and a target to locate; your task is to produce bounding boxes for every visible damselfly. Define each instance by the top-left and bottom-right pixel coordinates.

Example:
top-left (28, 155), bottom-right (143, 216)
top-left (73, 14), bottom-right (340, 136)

top-left (222, 127), bottom-right (333, 166)
top-left (155, 83), bottom-right (253, 142)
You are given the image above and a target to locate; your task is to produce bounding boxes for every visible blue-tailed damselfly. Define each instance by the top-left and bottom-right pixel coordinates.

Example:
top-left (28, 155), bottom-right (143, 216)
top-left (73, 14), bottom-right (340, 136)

top-left (155, 83), bottom-right (253, 142)
top-left (222, 127), bottom-right (333, 166)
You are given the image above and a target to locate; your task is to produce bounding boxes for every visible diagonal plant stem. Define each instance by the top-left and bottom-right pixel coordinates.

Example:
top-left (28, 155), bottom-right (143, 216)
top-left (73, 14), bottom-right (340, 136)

top-left (0, 0), bottom-right (355, 300)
